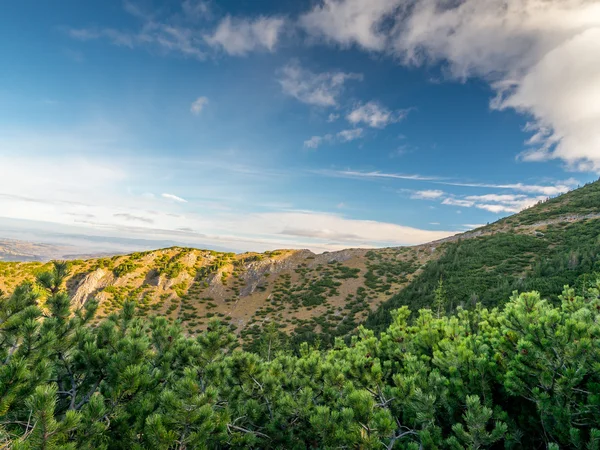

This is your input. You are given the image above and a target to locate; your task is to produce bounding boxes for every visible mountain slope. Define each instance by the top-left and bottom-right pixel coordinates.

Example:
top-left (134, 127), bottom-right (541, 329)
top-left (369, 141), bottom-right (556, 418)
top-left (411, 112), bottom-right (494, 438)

top-left (0, 244), bottom-right (440, 348)
top-left (0, 239), bottom-right (73, 262)
top-left (366, 178), bottom-right (600, 332)
top-left (1, 178), bottom-right (599, 347)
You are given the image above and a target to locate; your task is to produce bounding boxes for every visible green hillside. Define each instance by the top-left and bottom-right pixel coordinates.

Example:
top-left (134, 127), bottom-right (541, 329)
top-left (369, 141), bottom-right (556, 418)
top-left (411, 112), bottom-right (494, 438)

top-left (366, 179), bottom-right (600, 333)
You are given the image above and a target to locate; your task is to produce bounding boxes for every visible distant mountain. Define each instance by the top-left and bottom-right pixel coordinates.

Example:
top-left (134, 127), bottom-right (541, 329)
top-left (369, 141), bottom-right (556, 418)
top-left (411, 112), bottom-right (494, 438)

top-left (0, 239), bottom-right (76, 262)
top-left (1, 179), bottom-right (599, 348)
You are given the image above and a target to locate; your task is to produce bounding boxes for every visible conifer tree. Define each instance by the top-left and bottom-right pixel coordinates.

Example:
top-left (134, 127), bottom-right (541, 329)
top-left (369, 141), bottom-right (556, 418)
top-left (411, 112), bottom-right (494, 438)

top-left (1, 266), bottom-right (600, 448)
top-left (434, 277), bottom-right (447, 318)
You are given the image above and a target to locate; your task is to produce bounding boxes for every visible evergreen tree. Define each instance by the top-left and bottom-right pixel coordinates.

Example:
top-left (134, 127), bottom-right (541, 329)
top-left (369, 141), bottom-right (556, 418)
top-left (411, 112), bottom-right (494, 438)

top-left (434, 277), bottom-right (447, 318)
top-left (1, 265), bottom-right (600, 448)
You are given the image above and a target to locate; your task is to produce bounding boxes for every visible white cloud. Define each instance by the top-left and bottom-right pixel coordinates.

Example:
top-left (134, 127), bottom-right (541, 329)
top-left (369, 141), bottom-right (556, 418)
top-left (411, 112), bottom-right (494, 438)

top-left (304, 136), bottom-right (326, 149)
top-left (303, 128), bottom-right (363, 148)
top-left (68, 3), bottom-right (284, 59)
top-left (465, 194), bottom-right (526, 203)
top-left (329, 169), bottom-right (440, 181)
top-left (299, 0), bottom-right (400, 51)
top-left (278, 61), bottom-right (363, 107)
top-left (328, 113), bottom-right (340, 122)
top-left (0, 155), bottom-right (460, 252)
top-left (395, 0), bottom-right (600, 171)
top-left (327, 169), bottom-right (575, 196)
top-left (337, 128), bottom-right (364, 142)
top-left (437, 181), bottom-right (573, 196)
top-left (302, 0), bottom-right (600, 172)
top-left (442, 198), bottom-right (475, 208)
top-left (161, 193), bottom-right (188, 203)
top-left (411, 189), bottom-right (444, 200)
top-left (347, 101), bottom-right (409, 128)
top-left (204, 16), bottom-right (285, 55)
top-left (442, 193), bottom-right (546, 214)
top-left (263, 211), bottom-right (456, 246)
top-left (190, 96), bottom-right (209, 115)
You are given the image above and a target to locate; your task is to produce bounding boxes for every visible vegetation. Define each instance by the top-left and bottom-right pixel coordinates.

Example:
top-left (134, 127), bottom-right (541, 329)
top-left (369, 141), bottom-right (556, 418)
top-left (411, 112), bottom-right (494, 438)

top-left (367, 218), bottom-right (600, 333)
top-left (499, 178), bottom-right (600, 226)
top-left (112, 260), bottom-right (138, 278)
top-left (1, 261), bottom-right (600, 449)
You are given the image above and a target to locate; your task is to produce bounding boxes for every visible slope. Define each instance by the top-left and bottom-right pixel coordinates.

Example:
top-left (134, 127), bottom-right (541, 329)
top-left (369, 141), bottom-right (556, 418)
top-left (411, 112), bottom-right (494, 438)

top-left (1, 178), bottom-right (598, 348)
top-left (0, 244), bottom-right (439, 348)
top-left (366, 178), bottom-right (600, 332)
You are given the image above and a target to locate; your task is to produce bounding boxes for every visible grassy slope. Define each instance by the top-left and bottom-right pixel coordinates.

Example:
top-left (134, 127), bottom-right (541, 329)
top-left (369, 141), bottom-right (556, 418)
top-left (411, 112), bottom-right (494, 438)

top-left (0, 245), bottom-right (436, 348)
top-left (366, 179), bottom-right (600, 332)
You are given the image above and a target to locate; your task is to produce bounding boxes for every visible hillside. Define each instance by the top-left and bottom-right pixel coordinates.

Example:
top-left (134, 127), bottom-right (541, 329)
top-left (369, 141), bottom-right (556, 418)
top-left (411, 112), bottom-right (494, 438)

top-left (1, 179), bottom-right (599, 348)
top-left (0, 244), bottom-right (440, 348)
top-left (367, 179), bottom-right (600, 331)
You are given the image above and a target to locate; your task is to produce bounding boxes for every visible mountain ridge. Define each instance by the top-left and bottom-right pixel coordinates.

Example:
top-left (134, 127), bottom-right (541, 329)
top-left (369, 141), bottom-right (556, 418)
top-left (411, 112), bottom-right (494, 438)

top-left (1, 179), bottom-right (599, 348)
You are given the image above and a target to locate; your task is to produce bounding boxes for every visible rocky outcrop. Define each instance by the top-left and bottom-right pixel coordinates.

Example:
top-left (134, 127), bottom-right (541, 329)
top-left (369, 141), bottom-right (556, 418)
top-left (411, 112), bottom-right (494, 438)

top-left (71, 269), bottom-right (112, 308)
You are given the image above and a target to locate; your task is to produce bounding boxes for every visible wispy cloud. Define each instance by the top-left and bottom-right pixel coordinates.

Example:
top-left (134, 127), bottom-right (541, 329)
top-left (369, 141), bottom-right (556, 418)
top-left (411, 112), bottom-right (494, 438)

top-left (304, 135), bottom-right (328, 149)
top-left (347, 101), bottom-right (410, 128)
top-left (324, 170), bottom-right (441, 182)
top-left (442, 193), bottom-right (546, 214)
top-left (303, 128), bottom-right (363, 148)
top-left (67, 23), bottom-right (206, 59)
top-left (266, 211), bottom-right (457, 246)
top-left (66, 2), bottom-right (284, 60)
top-left (410, 189), bottom-right (445, 200)
top-left (204, 16), bottom-right (286, 55)
top-left (190, 96), bottom-right (209, 115)
top-left (322, 169), bottom-right (576, 196)
top-left (161, 193), bottom-right (188, 203)
top-left (435, 181), bottom-right (574, 196)
top-left (277, 60), bottom-right (363, 107)
top-left (337, 128), bottom-right (363, 142)
top-left (113, 213), bottom-right (154, 224)
top-left (442, 198), bottom-right (475, 208)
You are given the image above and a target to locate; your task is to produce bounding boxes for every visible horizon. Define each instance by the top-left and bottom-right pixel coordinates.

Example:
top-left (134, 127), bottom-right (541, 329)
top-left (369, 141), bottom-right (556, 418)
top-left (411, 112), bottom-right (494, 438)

top-left (2, 0), bottom-right (600, 253)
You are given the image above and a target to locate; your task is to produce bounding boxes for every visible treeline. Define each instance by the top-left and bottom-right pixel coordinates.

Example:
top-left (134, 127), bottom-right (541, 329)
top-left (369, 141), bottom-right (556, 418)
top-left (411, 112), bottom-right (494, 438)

top-left (1, 262), bottom-right (599, 449)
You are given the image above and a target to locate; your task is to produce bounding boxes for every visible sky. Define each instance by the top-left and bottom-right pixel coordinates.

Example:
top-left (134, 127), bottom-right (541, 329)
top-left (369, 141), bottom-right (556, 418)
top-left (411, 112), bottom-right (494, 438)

top-left (1, 0), bottom-right (599, 253)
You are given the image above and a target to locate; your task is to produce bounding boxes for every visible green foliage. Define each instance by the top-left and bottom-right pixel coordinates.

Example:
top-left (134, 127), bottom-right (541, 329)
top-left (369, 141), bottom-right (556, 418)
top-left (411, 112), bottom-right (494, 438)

top-left (364, 250), bottom-right (419, 293)
top-left (112, 260), bottom-right (138, 278)
top-left (154, 255), bottom-right (185, 279)
top-left (2, 261), bottom-right (600, 448)
top-left (502, 178), bottom-right (600, 226)
top-left (434, 278), bottom-right (447, 319)
top-left (367, 218), bottom-right (600, 332)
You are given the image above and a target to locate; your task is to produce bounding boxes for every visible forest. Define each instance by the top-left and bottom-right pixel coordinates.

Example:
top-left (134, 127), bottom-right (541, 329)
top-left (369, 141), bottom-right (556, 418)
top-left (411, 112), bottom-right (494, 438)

top-left (1, 261), bottom-right (599, 449)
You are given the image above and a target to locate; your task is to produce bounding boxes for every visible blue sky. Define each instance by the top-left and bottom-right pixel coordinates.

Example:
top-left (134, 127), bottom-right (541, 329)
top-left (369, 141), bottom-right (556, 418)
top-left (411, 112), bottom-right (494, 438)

top-left (1, 0), bottom-right (599, 252)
